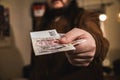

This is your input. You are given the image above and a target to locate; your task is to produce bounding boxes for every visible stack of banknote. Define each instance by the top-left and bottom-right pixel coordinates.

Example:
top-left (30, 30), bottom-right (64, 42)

top-left (30, 29), bottom-right (76, 56)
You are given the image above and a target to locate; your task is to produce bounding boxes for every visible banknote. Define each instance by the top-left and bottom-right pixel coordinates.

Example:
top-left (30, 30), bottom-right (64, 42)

top-left (30, 29), bottom-right (76, 56)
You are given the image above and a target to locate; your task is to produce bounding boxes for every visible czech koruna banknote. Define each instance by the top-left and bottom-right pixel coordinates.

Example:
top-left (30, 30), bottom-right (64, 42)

top-left (30, 29), bottom-right (76, 56)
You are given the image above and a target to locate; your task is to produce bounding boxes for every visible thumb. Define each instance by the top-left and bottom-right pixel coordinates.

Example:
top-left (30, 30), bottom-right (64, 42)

top-left (60, 28), bottom-right (85, 44)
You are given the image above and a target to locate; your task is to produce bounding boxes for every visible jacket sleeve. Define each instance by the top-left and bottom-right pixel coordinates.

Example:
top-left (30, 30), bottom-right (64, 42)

top-left (76, 10), bottom-right (109, 62)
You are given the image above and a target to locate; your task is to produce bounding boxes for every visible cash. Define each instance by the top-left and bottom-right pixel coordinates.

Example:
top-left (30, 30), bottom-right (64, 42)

top-left (30, 29), bottom-right (76, 56)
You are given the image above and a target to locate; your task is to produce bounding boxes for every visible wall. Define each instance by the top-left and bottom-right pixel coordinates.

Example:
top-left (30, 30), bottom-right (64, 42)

top-left (78, 0), bottom-right (120, 67)
top-left (0, 0), bottom-right (34, 66)
top-left (0, 47), bottom-right (24, 80)
top-left (105, 0), bottom-right (120, 65)
top-left (0, 0), bottom-right (35, 79)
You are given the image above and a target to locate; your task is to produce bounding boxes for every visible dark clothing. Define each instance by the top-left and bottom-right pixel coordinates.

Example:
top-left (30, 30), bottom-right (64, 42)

top-left (30, 6), bottom-right (109, 80)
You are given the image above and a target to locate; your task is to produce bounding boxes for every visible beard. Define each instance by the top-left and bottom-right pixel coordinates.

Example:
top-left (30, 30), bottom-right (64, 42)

top-left (47, 0), bottom-right (72, 16)
top-left (47, 4), bottom-right (71, 17)
top-left (45, 0), bottom-right (77, 18)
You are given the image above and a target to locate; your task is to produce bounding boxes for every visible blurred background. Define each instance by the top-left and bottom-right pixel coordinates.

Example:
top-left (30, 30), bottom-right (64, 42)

top-left (0, 0), bottom-right (120, 80)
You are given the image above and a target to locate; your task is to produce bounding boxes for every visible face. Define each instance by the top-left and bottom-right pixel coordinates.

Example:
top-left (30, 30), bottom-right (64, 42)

top-left (46, 0), bottom-right (71, 9)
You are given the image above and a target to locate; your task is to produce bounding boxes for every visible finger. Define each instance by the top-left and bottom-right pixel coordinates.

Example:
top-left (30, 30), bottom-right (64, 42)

top-left (65, 52), bottom-right (94, 67)
top-left (72, 39), bottom-right (87, 46)
top-left (68, 58), bottom-right (93, 67)
top-left (74, 39), bottom-right (96, 52)
top-left (70, 54), bottom-right (94, 59)
top-left (67, 52), bottom-right (94, 59)
top-left (71, 58), bottom-right (93, 64)
top-left (71, 63), bottom-right (90, 67)
top-left (60, 28), bottom-right (85, 44)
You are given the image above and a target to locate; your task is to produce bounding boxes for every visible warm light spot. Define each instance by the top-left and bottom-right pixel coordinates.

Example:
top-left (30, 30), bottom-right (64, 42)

top-left (99, 14), bottom-right (107, 21)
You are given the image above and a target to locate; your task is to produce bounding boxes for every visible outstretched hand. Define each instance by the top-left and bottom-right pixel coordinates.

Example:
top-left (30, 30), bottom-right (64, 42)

top-left (59, 28), bottom-right (96, 67)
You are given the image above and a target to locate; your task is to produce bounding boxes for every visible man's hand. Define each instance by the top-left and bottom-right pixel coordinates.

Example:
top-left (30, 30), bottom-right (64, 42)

top-left (60, 28), bottom-right (96, 67)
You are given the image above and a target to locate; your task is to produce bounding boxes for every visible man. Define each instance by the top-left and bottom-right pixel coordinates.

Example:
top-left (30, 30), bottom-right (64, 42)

top-left (30, 0), bottom-right (109, 80)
